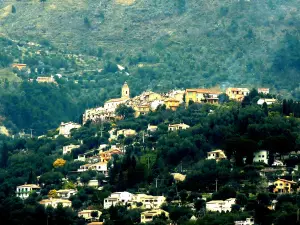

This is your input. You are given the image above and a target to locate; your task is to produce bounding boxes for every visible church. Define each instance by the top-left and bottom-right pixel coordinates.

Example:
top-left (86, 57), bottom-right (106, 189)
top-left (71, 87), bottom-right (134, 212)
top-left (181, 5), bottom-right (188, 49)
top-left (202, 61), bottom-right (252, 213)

top-left (103, 82), bottom-right (130, 112)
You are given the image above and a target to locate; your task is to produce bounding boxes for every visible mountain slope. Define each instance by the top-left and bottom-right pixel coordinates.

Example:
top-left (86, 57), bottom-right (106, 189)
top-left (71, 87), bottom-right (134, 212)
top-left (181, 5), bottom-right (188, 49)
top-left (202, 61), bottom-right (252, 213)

top-left (0, 0), bottom-right (300, 95)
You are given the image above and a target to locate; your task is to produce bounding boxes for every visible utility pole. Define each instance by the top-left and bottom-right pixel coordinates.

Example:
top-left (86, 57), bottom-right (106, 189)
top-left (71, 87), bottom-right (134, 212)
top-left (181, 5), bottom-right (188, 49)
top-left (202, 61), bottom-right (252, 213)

top-left (215, 179), bottom-right (218, 192)
top-left (142, 131), bottom-right (145, 144)
top-left (100, 119), bottom-right (103, 137)
top-left (180, 161), bottom-right (183, 173)
top-left (30, 129), bottom-right (33, 138)
top-left (155, 178), bottom-right (158, 188)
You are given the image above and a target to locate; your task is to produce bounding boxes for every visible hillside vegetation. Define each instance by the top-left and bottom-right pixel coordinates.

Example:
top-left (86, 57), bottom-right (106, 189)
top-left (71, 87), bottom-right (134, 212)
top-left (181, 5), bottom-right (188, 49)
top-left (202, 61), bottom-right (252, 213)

top-left (0, 0), bottom-right (300, 96)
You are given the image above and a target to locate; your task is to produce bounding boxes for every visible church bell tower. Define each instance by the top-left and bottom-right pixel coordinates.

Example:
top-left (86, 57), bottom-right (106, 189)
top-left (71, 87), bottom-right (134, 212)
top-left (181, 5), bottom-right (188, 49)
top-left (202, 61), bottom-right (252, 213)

top-left (121, 82), bottom-right (130, 99)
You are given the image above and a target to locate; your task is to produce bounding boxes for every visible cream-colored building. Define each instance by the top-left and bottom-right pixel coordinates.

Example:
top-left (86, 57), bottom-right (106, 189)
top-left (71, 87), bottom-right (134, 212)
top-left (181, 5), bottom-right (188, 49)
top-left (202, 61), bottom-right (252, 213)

top-left (141, 209), bottom-right (169, 223)
top-left (56, 189), bottom-right (77, 199)
top-left (132, 194), bottom-right (166, 209)
top-left (147, 124), bottom-right (158, 133)
top-left (39, 198), bottom-right (72, 208)
top-left (168, 123), bottom-right (190, 131)
top-left (16, 184), bottom-right (41, 199)
top-left (78, 210), bottom-right (102, 221)
top-left (36, 76), bottom-right (57, 84)
top-left (117, 129), bottom-right (137, 137)
top-left (207, 150), bottom-right (227, 161)
top-left (185, 89), bottom-right (221, 105)
top-left (226, 88), bottom-right (250, 101)
top-left (258, 88), bottom-right (270, 94)
top-left (59, 122), bottom-right (81, 137)
top-left (63, 144), bottom-right (80, 155)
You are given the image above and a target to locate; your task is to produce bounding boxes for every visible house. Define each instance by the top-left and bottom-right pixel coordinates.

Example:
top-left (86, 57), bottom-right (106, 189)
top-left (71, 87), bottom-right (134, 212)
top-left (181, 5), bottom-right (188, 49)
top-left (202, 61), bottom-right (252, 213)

top-left (104, 192), bottom-right (134, 209)
top-left (164, 98), bottom-right (180, 111)
top-left (83, 107), bottom-right (113, 124)
top-left (142, 91), bottom-right (162, 102)
top-left (63, 144), bottom-right (80, 155)
top-left (56, 189), bottom-right (77, 199)
top-left (167, 90), bottom-right (185, 103)
top-left (39, 198), bottom-right (72, 208)
top-left (226, 88), bottom-right (250, 101)
top-left (258, 88), bottom-right (270, 94)
top-left (207, 150), bottom-right (227, 161)
top-left (99, 148), bottom-right (123, 163)
top-left (78, 162), bottom-right (108, 176)
top-left (168, 123), bottom-right (190, 131)
top-left (12, 63), bottom-right (27, 70)
top-left (141, 209), bottom-right (169, 223)
top-left (253, 150), bottom-right (269, 164)
top-left (59, 122), bottom-right (81, 137)
top-left (132, 194), bottom-right (166, 209)
top-left (273, 179), bottom-right (296, 193)
top-left (36, 76), bottom-right (57, 84)
top-left (234, 218), bottom-right (255, 225)
top-left (147, 124), bottom-right (158, 133)
top-left (78, 210), bottom-right (102, 221)
top-left (134, 104), bottom-right (150, 117)
top-left (88, 180), bottom-right (99, 188)
top-left (206, 198), bottom-right (236, 212)
top-left (185, 89), bottom-right (221, 105)
top-left (16, 184), bottom-right (41, 199)
top-left (117, 129), bottom-right (137, 137)
top-left (257, 98), bottom-right (276, 105)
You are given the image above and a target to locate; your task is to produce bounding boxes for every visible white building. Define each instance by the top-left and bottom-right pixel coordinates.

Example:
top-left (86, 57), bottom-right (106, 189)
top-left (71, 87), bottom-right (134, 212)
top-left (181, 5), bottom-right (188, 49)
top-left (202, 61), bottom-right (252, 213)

top-left (88, 180), bottom-right (99, 188)
top-left (77, 162), bottom-right (108, 176)
top-left (39, 198), bottom-right (72, 208)
top-left (206, 198), bottom-right (236, 212)
top-left (16, 184), bottom-right (41, 199)
top-left (234, 218), bottom-right (255, 225)
top-left (253, 150), bottom-right (269, 164)
top-left (78, 210), bottom-right (102, 221)
top-left (207, 150), bottom-right (227, 161)
top-left (63, 144), bottom-right (80, 155)
top-left (257, 98), bottom-right (276, 105)
top-left (104, 192), bottom-right (134, 209)
top-left (168, 123), bottom-right (190, 131)
top-left (59, 122), bottom-right (81, 137)
top-left (56, 189), bottom-right (77, 199)
top-left (147, 124), bottom-right (158, 133)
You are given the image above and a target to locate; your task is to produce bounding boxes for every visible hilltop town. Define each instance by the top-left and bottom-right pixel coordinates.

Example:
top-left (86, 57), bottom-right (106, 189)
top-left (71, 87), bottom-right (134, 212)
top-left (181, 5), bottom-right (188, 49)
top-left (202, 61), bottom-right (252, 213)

top-left (1, 80), bottom-right (300, 225)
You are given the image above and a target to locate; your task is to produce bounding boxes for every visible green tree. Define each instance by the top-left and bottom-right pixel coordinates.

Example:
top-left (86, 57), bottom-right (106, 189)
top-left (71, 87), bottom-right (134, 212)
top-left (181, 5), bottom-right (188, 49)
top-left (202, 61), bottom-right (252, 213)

top-left (0, 143), bottom-right (9, 168)
top-left (115, 104), bottom-right (135, 119)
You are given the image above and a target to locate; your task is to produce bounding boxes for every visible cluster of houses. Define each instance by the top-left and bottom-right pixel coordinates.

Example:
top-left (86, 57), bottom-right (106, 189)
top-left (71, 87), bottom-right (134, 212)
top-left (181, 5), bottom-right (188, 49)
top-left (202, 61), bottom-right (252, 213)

top-left (82, 83), bottom-right (276, 124)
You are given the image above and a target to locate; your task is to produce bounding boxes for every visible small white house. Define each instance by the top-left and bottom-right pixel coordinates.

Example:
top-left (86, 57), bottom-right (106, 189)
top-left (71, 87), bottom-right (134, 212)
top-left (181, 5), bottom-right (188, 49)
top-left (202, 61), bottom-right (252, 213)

top-left (253, 150), bottom-right (269, 164)
top-left (59, 122), bottom-right (81, 137)
top-left (104, 192), bottom-right (134, 209)
top-left (63, 144), bottom-right (80, 155)
top-left (56, 189), bottom-right (77, 199)
top-left (234, 218), bottom-right (255, 225)
top-left (206, 198), bottom-right (236, 212)
top-left (77, 162), bottom-right (108, 176)
top-left (168, 123), bottom-right (190, 131)
top-left (16, 184), bottom-right (41, 199)
top-left (257, 98), bottom-right (276, 105)
top-left (88, 180), bottom-right (99, 187)
top-left (39, 198), bottom-right (72, 208)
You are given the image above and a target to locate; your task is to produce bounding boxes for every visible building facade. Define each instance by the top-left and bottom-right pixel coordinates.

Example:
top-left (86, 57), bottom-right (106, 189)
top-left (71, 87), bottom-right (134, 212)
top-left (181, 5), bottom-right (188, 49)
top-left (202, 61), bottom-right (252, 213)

top-left (207, 150), bottom-right (227, 161)
top-left (59, 122), bottom-right (81, 137)
top-left (16, 184), bottom-right (41, 199)
top-left (206, 198), bottom-right (236, 212)
top-left (168, 123), bottom-right (190, 131)
top-left (140, 209), bottom-right (169, 223)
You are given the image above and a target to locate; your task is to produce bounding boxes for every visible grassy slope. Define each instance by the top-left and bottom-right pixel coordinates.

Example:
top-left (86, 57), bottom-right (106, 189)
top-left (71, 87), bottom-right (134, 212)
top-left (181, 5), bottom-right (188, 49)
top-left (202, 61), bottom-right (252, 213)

top-left (0, 0), bottom-right (300, 95)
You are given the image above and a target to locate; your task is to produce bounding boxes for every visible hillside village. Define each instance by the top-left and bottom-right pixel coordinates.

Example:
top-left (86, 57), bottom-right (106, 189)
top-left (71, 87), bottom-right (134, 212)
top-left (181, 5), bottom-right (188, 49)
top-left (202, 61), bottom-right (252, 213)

top-left (1, 78), bottom-right (300, 225)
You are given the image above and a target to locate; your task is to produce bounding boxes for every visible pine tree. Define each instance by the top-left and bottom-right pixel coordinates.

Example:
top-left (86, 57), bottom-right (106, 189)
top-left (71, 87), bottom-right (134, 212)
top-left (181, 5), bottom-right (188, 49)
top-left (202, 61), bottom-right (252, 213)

top-left (11, 5), bottom-right (16, 13)
top-left (0, 143), bottom-right (9, 168)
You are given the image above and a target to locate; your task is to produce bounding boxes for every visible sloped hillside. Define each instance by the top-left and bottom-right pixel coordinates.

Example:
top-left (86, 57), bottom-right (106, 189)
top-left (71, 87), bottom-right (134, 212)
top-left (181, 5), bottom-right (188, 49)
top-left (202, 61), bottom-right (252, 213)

top-left (0, 0), bottom-right (300, 97)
